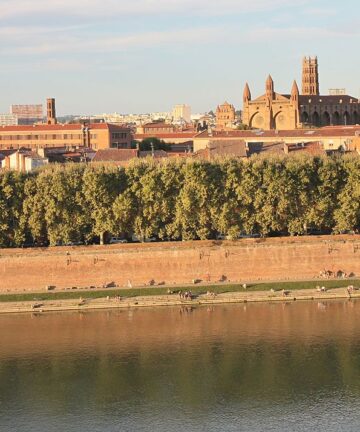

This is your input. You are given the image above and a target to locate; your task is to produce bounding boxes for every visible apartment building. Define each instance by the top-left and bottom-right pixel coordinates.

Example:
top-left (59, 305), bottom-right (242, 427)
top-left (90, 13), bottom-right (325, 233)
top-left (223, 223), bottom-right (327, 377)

top-left (0, 123), bottom-right (132, 151)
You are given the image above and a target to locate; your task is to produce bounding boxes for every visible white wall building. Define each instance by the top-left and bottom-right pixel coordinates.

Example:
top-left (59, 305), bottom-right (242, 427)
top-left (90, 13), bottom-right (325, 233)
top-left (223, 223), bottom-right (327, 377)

top-left (172, 105), bottom-right (191, 123)
top-left (0, 113), bottom-right (18, 126)
top-left (4, 150), bottom-right (48, 172)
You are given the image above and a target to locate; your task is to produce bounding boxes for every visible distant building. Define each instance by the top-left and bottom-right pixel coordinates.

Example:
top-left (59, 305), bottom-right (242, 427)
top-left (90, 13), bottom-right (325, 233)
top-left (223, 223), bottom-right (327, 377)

top-left (216, 102), bottom-right (236, 130)
top-left (1, 149), bottom-right (48, 172)
top-left (10, 104), bottom-right (43, 125)
top-left (302, 56), bottom-right (320, 96)
top-left (284, 141), bottom-right (326, 155)
top-left (242, 57), bottom-right (360, 130)
top-left (329, 89), bottom-right (346, 96)
top-left (0, 113), bottom-right (18, 126)
top-left (137, 122), bottom-right (176, 135)
top-left (0, 123), bottom-right (132, 151)
top-left (194, 139), bottom-right (247, 160)
top-left (92, 148), bottom-right (139, 166)
top-left (172, 105), bottom-right (191, 123)
top-left (46, 98), bottom-right (57, 125)
top-left (193, 126), bottom-right (360, 152)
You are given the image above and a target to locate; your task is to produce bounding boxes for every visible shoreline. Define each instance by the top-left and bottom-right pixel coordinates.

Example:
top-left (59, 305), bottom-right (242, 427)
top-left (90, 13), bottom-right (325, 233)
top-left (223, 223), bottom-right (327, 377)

top-left (1, 286), bottom-right (359, 315)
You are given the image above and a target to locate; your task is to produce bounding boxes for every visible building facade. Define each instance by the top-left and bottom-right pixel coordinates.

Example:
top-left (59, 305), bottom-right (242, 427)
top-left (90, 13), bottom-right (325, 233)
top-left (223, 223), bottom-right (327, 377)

top-left (242, 57), bottom-right (360, 130)
top-left (216, 102), bottom-right (236, 130)
top-left (0, 113), bottom-right (18, 126)
top-left (10, 104), bottom-right (43, 125)
top-left (302, 56), bottom-right (319, 96)
top-left (193, 127), bottom-right (360, 153)
top-left (242, 76), bottom-right (300, 130)
top-left (0, 123), bottom-right (132, 151)
top-left (172, 105), bottom-right (191, 123)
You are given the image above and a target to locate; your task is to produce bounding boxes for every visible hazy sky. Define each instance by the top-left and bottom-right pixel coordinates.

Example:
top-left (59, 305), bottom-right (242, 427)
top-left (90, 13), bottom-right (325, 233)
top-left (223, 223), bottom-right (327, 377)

top-left (0, 0), bottom-right (359, 115)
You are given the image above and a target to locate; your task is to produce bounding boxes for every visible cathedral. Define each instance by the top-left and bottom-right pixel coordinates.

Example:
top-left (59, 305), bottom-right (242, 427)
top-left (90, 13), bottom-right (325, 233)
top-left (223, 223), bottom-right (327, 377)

top-left (242, 57), bottom-right (360, 130)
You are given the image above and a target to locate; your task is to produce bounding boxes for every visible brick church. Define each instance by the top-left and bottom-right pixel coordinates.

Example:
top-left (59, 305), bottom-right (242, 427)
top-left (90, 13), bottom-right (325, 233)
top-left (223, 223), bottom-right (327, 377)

top-left (242, 57), bottom-right (360, 130)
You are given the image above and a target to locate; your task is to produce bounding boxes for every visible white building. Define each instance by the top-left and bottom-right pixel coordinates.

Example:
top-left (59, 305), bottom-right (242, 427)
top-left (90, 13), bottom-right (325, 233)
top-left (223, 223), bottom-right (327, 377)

top-left (172, 105), bottom-right (191, 124)
top-left (2, 150), bottom-right (48, 172)
top-left (0, 113), bottom-right (18, 126)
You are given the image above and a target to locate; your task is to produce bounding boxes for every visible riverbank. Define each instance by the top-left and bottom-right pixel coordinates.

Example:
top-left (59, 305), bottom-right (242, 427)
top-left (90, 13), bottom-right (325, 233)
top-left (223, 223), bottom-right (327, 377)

top-left (1, 282), bottom-right (359, 315)
top-left (1, 235), bottom-right (360, 293)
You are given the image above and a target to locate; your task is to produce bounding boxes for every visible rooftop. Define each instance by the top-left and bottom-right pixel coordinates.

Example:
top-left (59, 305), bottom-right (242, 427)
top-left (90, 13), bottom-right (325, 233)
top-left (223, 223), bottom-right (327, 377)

top-left (92, 148), bottom-right (138, 163)
top-left (0, 123), bottom-right (130, 132)
top-left (196, 126), bottom-right (360, 140)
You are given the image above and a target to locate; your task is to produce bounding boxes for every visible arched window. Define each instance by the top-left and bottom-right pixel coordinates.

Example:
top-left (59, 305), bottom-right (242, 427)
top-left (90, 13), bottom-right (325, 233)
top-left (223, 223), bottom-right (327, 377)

top-left (301, 112), bottom-right (309, 123)
top-left (343, 111), bottom-right (351, 126)
top-left (332, 111), bottom-right (340, 125)
top-left (312, 111), bottom-right (320, 127)
top-left (353, 111), bottom-right (359, 125)
top-left (322, 111), bottom-right (330, 126)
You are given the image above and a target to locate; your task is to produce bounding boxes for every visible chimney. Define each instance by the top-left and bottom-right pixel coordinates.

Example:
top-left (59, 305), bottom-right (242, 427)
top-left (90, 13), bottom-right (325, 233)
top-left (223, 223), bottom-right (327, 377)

top-left (47, 98), bottom-right (57, 125)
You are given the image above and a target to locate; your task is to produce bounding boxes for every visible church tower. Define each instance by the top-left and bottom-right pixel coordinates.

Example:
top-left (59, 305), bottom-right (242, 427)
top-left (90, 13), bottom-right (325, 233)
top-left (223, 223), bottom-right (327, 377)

top-left (302, 56), bottom-right (319, 95)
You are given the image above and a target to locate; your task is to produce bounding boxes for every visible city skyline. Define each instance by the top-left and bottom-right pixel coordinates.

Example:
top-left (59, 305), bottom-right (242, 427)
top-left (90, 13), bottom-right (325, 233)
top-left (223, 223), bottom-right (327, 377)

top-left (1, 0), bottom-right (359, 115)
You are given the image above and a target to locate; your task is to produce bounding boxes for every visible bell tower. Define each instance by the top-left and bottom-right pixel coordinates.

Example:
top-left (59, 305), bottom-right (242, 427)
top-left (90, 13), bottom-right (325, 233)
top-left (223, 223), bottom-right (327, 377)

top-left (47, 98), bottom-right (57, 125)
top-left (302, 56), bottom-right (319, 95)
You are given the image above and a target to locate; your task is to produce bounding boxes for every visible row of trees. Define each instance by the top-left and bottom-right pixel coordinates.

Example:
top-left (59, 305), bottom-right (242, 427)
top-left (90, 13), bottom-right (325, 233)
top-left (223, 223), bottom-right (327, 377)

top-left (0, 154), bottom-right (359, 248)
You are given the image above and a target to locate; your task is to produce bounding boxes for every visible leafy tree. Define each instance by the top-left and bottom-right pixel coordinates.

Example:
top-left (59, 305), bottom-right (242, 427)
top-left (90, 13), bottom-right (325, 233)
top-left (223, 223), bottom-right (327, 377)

top-left (172, 160), bottom-right (222, 240)
top-left (0, 171), bottom-right (26, 247)
top-left (82, 165), bottom-right (126, 244)
top-left (133, 137), bottom-right (171, 151)
top-left (334, 156), bottom-right (360, 232)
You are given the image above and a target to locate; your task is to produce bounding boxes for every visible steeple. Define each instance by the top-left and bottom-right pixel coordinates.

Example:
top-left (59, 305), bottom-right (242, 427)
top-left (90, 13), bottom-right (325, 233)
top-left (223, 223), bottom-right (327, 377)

top-left (265, 75), bottom-right (274, 100)
top-left (291, 80), bottom-right (299, 102)
top-left (243, 82), bottom-right (251, 103)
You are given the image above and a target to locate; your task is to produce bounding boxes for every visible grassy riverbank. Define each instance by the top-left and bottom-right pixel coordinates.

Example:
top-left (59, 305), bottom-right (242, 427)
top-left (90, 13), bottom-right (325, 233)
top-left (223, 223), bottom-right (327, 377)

top-left (1, 279), bottom-right (359, 303)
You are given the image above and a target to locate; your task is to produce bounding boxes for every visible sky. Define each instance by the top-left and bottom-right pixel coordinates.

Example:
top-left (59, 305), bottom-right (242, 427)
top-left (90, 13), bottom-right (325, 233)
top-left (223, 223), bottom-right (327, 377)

top-left (0, 0), bottom-right (359, 115)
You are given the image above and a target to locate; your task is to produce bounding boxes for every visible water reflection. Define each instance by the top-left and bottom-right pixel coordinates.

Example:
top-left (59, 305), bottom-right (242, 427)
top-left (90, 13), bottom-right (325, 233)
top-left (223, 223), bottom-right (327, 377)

top-left (0, 301), bottom-right (360, 431)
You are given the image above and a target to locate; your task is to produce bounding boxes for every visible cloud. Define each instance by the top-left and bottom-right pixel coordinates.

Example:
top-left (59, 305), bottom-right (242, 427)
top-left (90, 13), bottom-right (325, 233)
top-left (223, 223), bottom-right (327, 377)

top-left (0, 26), bottom-right (225, 56)
top-left (0, 25), bottom-right (86, 39)
top-left (247, 26), bottom-right (360, 42)
top-left (302, 7), bottom-right (338, 16)
top-left (0, 0), bottom-right (310, 19)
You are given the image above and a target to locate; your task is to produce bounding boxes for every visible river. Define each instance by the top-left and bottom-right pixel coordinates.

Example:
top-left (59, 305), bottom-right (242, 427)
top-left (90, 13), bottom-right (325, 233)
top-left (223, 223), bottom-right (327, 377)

top-left (1, 300), bottom-right (360, 431)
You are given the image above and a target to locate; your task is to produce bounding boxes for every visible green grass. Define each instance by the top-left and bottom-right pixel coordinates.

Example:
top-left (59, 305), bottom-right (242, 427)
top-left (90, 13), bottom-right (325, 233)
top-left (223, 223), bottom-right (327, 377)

top-left (0, 279), bottom-right (359, 303)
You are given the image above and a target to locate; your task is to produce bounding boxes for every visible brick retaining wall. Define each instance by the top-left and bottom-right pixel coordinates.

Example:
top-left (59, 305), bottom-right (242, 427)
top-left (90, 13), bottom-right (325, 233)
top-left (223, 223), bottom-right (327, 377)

top-left (1, 236), bottom-right (359, 292)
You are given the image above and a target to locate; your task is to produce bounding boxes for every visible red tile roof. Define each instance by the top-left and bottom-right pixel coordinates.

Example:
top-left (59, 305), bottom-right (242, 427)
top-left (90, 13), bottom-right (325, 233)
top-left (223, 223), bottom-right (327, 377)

top-left (134, 132), bottom-right (197, 139)
top-left (92, 149), bottom-right (138, 162)
top-left (285, 141), bottom-right (326, 155)
top-left (208, 139), bottom-right (248, 158)
top-left (299, 95), bottom-right (359, 105)
top-left (0, 123), bottom-right (130, 132)
top-left (196, 126), bottom-right (360, 139)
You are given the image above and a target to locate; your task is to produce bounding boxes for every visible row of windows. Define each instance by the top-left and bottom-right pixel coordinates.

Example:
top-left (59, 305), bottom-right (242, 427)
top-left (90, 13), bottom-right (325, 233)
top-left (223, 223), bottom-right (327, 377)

top-left (143, 128), bottom-right (173, 133)
top-left (112, 133), bottom-right (128, 139)
top-left (0, 133), bottom-right (93, 141)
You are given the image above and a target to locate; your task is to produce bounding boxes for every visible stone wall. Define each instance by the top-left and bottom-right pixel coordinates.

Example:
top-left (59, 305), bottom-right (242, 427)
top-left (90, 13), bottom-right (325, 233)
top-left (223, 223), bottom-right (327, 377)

top-left (1, 236), bottom-right (360, 293)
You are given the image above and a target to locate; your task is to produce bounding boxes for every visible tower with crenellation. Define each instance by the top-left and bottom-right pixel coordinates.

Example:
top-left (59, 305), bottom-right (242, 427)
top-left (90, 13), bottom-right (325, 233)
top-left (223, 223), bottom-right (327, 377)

top-left (302, 56), bottom-right (319, 96)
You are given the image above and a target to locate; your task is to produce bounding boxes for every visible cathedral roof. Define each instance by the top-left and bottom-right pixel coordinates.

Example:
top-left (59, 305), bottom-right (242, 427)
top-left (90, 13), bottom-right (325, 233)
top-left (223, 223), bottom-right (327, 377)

top-left (251, 92), bottom-right (291, 103)
top-left (298, 95), bottom-right (359, 105)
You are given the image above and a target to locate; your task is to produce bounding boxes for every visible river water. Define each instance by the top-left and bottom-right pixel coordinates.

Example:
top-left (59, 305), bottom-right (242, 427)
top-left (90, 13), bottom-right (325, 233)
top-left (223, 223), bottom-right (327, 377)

top-left (1, 300), bottom-right (360, 431)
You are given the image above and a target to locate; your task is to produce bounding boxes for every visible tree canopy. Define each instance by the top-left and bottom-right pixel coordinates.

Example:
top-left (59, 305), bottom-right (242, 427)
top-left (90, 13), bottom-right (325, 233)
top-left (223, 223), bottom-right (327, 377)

top-left (0, 154), bottom-right (359, 247)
